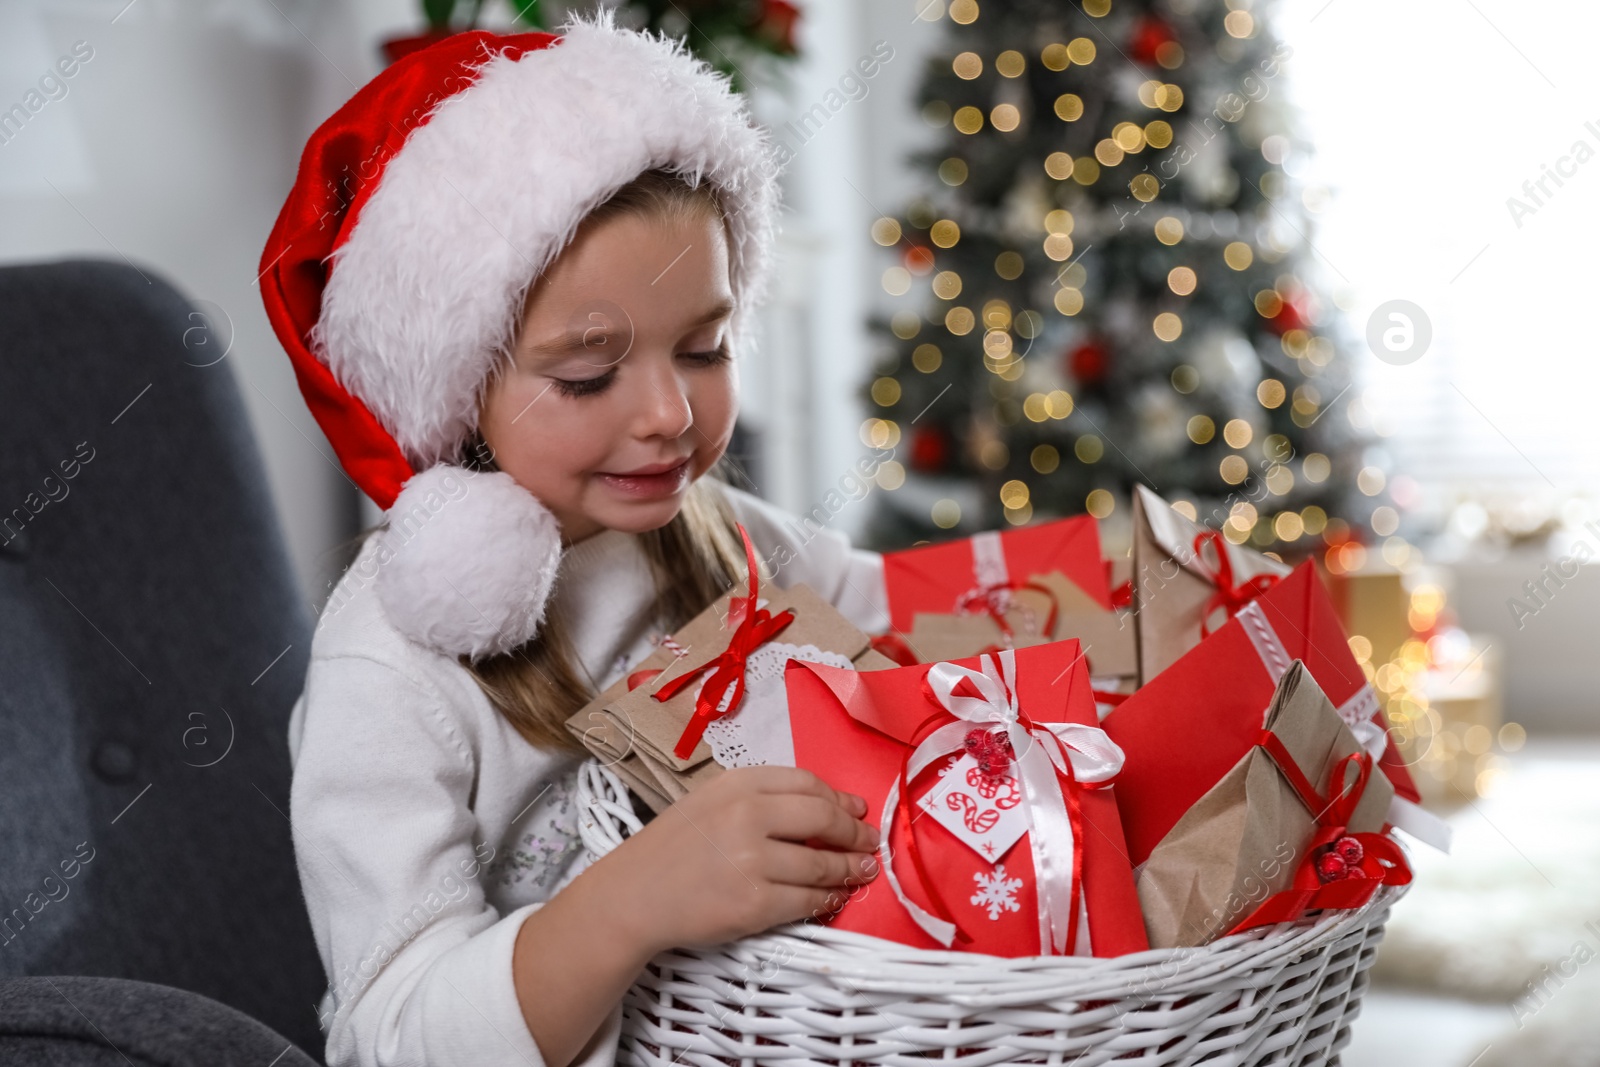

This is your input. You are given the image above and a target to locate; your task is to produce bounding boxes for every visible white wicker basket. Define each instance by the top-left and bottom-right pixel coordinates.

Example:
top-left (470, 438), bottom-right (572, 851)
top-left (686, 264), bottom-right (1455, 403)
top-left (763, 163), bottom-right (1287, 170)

top-left (576, 761), bottom-right (1404, 1067)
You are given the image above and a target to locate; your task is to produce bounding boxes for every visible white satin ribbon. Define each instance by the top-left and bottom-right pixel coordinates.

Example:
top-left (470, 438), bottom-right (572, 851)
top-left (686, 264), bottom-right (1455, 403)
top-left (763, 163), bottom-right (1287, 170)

top-left (876, 649), bottom-right (1125, 955)
top-left (1237, 602), bottom-right (1388, 759)
top-left (970, 530), bottom-right (1009, 589)
top-left (954, 530), bottom-right (1015, 617)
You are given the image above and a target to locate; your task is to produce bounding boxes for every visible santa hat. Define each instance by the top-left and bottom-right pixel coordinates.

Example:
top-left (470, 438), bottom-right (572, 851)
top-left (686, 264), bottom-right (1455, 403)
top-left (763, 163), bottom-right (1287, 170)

top-left (259, 11), bottom-right (779, 661)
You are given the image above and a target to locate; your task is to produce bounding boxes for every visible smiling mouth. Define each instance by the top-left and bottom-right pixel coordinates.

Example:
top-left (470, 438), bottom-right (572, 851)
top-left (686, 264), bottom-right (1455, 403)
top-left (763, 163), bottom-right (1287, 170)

top-left (595, 458), bottom-right (691, 499)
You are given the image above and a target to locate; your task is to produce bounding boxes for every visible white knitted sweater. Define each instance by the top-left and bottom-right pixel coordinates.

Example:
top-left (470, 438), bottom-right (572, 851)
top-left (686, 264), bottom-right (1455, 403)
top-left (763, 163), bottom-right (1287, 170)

top-left (286, 483), bottom-right (888, 1067)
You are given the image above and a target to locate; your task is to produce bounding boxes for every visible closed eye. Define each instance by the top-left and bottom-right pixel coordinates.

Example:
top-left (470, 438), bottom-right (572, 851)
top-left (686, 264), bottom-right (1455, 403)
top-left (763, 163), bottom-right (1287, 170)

top-left (550, 345), bottom-right (729, 399)
top-left (552, 369), bottom-right (616, 398)
top-left (681, 344), bottom-right (731, 367)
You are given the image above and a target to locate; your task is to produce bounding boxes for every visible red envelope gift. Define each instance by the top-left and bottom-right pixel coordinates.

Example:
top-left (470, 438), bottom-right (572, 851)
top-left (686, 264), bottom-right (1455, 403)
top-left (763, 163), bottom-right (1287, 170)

top-left (786, 641), bottom-right (1148, 958)
top-left (1101, 561), bottom-right (1451, 862)
top-left (882, 517), bottom-right (1112, 634)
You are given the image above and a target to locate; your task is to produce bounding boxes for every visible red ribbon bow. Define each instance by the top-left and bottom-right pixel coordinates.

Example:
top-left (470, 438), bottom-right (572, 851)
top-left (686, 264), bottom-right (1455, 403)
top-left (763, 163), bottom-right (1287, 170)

top-left (883, 657), bottom-right (1100, 955)
top-left (656, 523), bottom-right (796, 760)
top-left (1227, 730), bottom-right (1412, 935)
top-left (1194, 530), bottom-right (1281, 637)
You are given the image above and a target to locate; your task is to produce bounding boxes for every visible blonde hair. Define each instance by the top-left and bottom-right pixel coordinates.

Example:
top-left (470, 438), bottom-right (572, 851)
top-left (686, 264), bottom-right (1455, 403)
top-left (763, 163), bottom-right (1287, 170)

top-left (461, 167), bottom-right (750, 753)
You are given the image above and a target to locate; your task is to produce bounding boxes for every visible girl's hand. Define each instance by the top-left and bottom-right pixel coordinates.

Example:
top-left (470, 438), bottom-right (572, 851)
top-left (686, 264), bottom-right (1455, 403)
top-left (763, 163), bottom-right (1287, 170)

top-left (598, 765), bottom-right (880, 953)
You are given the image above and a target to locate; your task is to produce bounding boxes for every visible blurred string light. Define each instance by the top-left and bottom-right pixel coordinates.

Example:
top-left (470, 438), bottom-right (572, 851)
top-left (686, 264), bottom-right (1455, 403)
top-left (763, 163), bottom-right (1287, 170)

top-left (1347, 586), bottom-right (1519, 800)
top-left (871, 0), bottom-right (1376, 551)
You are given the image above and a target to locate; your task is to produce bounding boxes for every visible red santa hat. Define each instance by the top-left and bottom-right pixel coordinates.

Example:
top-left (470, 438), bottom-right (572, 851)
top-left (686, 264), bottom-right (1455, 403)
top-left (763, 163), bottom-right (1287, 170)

top-left (259, 11), bottom-right (778, 661)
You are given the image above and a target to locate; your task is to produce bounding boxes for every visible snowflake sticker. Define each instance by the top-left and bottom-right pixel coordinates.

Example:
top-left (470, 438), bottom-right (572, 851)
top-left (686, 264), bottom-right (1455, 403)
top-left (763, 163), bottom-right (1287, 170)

top-left (970, 864), bottom-right (1023, 920)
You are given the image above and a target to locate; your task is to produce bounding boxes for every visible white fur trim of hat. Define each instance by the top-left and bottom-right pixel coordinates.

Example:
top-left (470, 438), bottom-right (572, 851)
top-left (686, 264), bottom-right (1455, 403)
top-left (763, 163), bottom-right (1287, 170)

top-left (260, 9), bottom-right (779, 661)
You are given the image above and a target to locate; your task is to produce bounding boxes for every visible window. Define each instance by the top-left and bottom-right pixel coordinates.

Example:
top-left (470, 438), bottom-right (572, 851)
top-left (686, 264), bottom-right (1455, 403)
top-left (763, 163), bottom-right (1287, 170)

top-left (1281, 1), bottom-right (1598, 519)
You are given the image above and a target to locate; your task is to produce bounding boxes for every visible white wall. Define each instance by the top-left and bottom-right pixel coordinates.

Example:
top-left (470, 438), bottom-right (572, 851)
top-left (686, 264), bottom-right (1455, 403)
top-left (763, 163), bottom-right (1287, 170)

top-left (733, 0), bottom-right (946, 539)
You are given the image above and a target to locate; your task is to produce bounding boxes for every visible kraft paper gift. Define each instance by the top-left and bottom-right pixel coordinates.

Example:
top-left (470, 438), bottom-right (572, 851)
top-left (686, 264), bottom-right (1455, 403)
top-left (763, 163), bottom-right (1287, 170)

top-left (567, 525), bottom-right (896, 812)
top-left (1133, 661), bottom-right (1397, 948)
top-left (1129, 483), bottom-right (1290, 684)
top-left (1103, 561), bottom-right (1446, 862)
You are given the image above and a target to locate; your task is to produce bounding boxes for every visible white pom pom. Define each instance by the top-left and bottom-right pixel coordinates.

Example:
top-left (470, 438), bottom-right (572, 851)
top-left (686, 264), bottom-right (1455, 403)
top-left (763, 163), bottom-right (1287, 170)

top-left (374, 465), bottom-right (563, 660)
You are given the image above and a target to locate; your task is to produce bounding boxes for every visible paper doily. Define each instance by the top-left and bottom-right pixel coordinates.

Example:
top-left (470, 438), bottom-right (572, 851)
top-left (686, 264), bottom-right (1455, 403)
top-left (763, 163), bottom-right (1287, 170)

top-left (701, 642), bottom-right (854, 769)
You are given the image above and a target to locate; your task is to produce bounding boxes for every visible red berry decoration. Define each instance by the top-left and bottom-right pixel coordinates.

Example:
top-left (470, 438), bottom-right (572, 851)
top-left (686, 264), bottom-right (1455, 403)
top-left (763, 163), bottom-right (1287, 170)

top-left (908, 424), bottom-right (951, 473)
top-left (963, 728), bottom-right (1014, 778)
top-left (754, 0), bottom-right (802, 55)
top-left (903, 245), bottom-right (936, 274)
top-left (1066, 340), bottom-right (1109, 386)
top-left (1266, 295), bottom-right (1310, 336)
top-left (1334, 836), bottom-right (1365, 867)
top-left (977, 751), bottom-right (1010, 777)
top-left (1128, 16), bottom-right (1176, 65)
top-left (1315, 852), bottom-right (1346, 883)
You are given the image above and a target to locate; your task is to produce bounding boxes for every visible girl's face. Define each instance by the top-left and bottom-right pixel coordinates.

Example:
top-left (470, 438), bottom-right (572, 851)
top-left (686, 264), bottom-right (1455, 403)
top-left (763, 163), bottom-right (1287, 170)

top-left (478, 208), bottom-right (738, 545)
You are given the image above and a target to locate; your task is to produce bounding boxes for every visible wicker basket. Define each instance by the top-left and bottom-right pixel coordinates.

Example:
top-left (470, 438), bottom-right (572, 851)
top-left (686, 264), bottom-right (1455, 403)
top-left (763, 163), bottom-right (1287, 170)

top-left (575, 761), bottom-right (1404, 1067)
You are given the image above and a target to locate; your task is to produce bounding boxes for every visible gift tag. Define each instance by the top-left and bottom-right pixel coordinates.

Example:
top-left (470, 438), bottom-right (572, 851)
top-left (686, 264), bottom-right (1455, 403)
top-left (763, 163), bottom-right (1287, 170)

top-left (701, 642), bottom-right (854, 770)
top-left (917, 752), bottom-right (1030, 863)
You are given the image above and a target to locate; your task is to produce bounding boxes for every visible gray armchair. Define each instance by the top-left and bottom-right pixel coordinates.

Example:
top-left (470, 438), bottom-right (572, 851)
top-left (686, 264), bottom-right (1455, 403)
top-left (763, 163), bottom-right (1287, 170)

top-left (0, 260), bottom-right (326, 1064)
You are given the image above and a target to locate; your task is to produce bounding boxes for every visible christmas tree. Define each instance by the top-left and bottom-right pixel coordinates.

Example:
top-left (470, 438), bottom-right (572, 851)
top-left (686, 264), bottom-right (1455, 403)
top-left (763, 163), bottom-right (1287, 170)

top-left (862, 0), bottom-right (1388, 560)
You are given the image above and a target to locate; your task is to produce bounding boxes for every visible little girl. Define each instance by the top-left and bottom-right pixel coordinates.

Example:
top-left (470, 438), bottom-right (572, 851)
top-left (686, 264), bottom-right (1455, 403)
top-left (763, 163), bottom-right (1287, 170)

top-left (259, 14), bottom-right (888, 1067)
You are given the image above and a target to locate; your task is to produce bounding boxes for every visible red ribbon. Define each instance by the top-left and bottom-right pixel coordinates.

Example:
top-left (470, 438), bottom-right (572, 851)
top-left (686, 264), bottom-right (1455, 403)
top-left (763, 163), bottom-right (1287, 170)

top-left (1194, 530), bottom-right (1280, 637)
top-left (881, 657), bottom-right (1093, 955)
top-left (626, 668), bottom-right (662, 691)
top-left (1109, 579), bottom-right (1133, 609)
top-left (955, 579), bottom-right (1060, 644)
top-left (894, 708), bottom-right (977, 946)
top-left (1226, 730), bottom-right (1412, 935)
top-left (869, 632), bottom-right (921, 667)
top-left (1061, 743), bottom-right (1087, 957)
top-left (656, 523), bottom-right (796, 760)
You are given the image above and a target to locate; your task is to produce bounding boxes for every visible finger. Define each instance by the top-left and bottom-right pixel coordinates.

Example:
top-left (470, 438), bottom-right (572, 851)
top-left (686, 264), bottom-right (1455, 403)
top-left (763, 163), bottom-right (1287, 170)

top-left (741, 766), bottom-right (868, 816)
top-left (761, 841), bottom-right (879, 888)
top-left (759, 794), bottom-right (878, 852)
top-left (764, 883), bottom-right (852, 928)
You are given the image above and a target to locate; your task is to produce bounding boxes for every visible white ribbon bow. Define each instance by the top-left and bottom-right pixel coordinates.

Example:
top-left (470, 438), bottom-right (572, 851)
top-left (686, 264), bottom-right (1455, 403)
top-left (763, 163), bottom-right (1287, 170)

top-left (877, 648), bottom-right (1125, 955)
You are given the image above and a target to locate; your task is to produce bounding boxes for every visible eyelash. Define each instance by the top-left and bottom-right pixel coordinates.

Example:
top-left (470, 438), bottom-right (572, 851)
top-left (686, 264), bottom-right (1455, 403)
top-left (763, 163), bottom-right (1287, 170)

top-left (552, 344), bottom-right (730, 399)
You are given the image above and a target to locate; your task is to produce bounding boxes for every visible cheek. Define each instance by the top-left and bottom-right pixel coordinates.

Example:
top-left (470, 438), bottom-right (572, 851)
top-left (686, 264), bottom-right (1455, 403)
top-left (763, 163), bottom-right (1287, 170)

top-left (694, 363), bottom-right (739, 448)
top-left (479, 380), bottom-right (606, 484)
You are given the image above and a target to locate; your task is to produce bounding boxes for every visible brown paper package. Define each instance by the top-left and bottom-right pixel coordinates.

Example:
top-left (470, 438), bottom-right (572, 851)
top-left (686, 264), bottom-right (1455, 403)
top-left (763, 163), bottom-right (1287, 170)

top-left (565, 580), bottom-right (889, 813)
top-left (902, 569), bottom-right (1135, 677)
top-left (1134, 660), bottom-right (1395, 948)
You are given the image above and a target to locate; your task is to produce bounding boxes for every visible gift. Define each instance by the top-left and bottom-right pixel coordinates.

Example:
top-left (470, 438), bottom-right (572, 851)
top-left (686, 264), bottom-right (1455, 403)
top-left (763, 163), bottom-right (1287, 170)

top-left (894, 568), bottom-right (1137, 686)
top-left (1027, 570), bottom-right (1138, 688)
top-left (786, 640), bottom-right (1149, 958)
top-left (1133, 661), bottom-right (1403, 947)
top-left (1324, 560), bottom-right (1413, 667)
top-left (566, 523), bottom-right (897, 812)
top-left (898, 578), bottom-right (1061, 662)
top-left (882, 516), bottom-right (1112, 636)
top-left (1129, 484), bottom-right (1290, 683)
top-left (1102, 561), bottom-right (1450, 860)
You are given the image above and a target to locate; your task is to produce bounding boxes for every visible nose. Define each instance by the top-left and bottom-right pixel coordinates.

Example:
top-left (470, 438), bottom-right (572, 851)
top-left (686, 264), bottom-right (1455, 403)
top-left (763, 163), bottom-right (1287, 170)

top-left (632, 350), bottom-right (695, 441)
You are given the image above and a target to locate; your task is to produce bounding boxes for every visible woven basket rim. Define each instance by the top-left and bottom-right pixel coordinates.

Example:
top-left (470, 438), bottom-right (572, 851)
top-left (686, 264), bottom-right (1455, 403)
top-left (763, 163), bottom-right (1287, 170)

top-left (645, 883), bottom-right (1403, 998)
top-left (578, 759), bottom-right (1407, 998)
